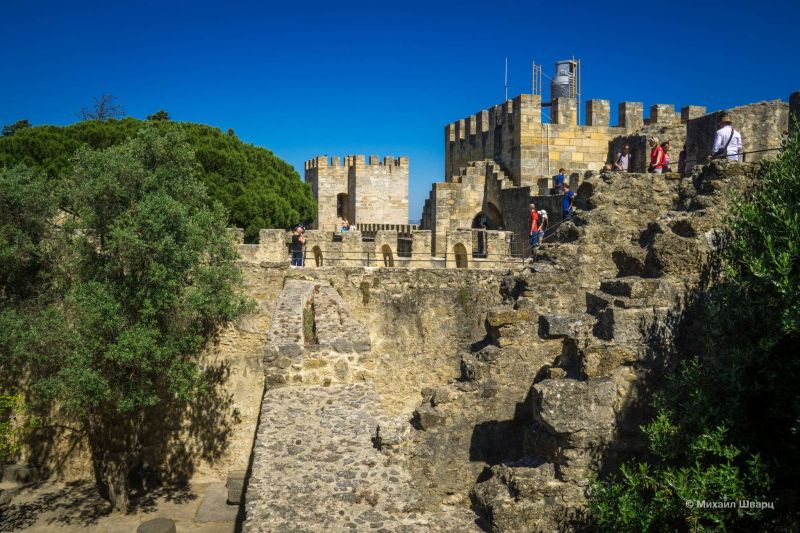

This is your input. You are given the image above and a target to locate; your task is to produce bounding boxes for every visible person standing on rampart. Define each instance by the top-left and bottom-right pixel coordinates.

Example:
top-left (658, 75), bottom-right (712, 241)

top-left (662, 140), bottom-right (672, 172)
top-left (528, 202), bottom-right (541, 255)
top-left (553, 168), bottom-right (567, 193)
top-left (710, 115), bottom-right (742, 161)
top-left (291, 225), bottom-right (306, 267)
top-left (649, 137), bottom-right (664, 173)
top-left (614, 145), bottom-right (631, 172)
top-left (562, 184), bottom-right (575, 221)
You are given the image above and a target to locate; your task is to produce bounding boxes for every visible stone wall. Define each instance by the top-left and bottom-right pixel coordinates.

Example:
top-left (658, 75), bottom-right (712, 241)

top-left (684, 99), bottom-right (788, 173)
top-left (305, 155), bottom-right (409, 231)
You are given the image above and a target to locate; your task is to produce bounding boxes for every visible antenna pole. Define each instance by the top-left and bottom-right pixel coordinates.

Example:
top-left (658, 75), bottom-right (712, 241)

top-left (504, 57), bottom-right (508, 101)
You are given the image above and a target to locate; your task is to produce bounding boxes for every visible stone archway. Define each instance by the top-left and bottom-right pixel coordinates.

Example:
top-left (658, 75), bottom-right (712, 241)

top-left (453, 243), bottom-right (468, 269)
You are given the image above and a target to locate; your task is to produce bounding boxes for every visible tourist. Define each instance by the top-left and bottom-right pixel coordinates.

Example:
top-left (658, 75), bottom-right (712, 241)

top-left (648, 137), bottom-right (664, 173)
top-left (290, 225), bottom-right (306, 267)
top-left (538, 209), bottom-right (548, 242)
top-left (710, 114), bottom-right (742, 161)
top-left (341, 218), bottom-right (349, 233)
top-left (553, 168), bottom-right (567, 193)
top-left (528, 202), bottom-right (541, 255)
top-left (614, 144), bottom-right (631, 172)
top-left (562, 184), bottom-right (576, 221)
top-left (603, 163), bottom-right (613, 173)
top-left (661, 140), bottom-right (672, 172)
top-left (678, 144), bottom-right (687, 176)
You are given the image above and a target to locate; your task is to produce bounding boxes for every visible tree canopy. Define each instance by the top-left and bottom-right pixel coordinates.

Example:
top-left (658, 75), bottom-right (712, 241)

top-left (0, 118), bottom-right (315, 241)
top-left (0, 127), bottom-right (252, 512)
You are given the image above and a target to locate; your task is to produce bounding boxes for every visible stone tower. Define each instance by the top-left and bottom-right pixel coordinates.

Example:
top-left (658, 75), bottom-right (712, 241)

top-left (304, 155), bottom-right (409, 231)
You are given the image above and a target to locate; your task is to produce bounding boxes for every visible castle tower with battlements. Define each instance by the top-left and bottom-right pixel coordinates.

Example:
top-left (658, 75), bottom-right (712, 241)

top-left (305, 155), bottom-right (409, 231)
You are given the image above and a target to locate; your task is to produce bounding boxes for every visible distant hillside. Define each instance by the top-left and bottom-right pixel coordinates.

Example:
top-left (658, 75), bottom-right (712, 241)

top-left (0, 118), bottom-right (315, 241)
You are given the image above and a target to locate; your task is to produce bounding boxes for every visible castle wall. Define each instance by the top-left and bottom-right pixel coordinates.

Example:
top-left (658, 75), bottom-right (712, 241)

top-left (685, 100), bottom-right (788, 173)
top-left (348, 156), bottom-right (409, 226)
top-left (305, 155), bottom-right (408, 232)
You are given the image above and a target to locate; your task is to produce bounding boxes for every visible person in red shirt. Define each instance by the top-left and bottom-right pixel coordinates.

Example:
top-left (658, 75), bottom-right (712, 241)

top-left (649, 137), bottom-right (665, 173)
top-left (528, 202), bottom-right (540, 257)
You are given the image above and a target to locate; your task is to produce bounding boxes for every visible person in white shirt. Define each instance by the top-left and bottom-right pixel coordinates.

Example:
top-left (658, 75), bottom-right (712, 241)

top-left (710, 115), bottom-right (742, 161)
top-left (614, 144), bottom-right (631, 172)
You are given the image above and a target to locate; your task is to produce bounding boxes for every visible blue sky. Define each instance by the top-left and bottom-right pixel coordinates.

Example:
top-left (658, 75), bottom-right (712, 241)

top-left (2, 0), bottom-right (799, 221)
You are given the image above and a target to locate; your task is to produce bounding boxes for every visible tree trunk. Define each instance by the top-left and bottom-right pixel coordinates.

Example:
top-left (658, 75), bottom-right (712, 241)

top-left (88, 416), bottom-right (133, 513)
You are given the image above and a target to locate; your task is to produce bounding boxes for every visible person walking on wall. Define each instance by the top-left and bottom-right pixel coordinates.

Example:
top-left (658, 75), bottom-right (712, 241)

top-left (661, 140), bottom-right (672, 172)
top-left (291, 225), bottom-right (306, 267)
top-left (553, 168), bottom-right (567, 193)
top-left (614, 145), bottom-right (631, 172)
top-left (538, 209), bottom-right (549, 243)
top-left (562, 184), bottom-right (576, 222)
top-left (710, 114), bottom-right (743, 161)
top-left (528, 202), bottom-right (541, 258)
top-left (649, 137), bottom-right (665, 173)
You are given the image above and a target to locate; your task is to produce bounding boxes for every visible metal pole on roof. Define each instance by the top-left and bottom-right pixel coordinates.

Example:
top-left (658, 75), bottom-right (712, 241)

top-left (505, 57), bottom-right (508, 101)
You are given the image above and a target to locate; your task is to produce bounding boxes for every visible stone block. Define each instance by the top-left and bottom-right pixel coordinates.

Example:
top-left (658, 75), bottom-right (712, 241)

top-left (650, 104), bottom-right (676, 124)
top-left (618, 102), bottom-right (643, 129)
top-left (538, 313), bottom-right (592, 339)
top-left (227, 470), bottom-right (247, 504)
top-left (552, 98), bottom-right (577, 125)
top-left (137, 518), bottom-right (176, 533)
top-left (681, 105), bottom-right (707, 123)
top-left (533, 377), bottom-right (616, 439)
top-left (196, 482), bottom-right (240, 523)
top-left (586, 99), bottom-right (610, 126)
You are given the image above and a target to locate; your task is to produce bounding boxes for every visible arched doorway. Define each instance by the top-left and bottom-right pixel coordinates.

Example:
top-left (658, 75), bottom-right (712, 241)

top-left (336, 193), bottom-right (349, 222)
top-left (381, 244), bottom-right (394, 267)
top-left (313, 246), bottom-right (323, 267)
top-left (453, 243), bottom-right (468, 269)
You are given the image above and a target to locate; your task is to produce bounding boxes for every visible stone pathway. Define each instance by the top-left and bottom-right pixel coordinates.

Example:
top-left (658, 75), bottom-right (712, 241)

top-left (243, 384), bottom-right (481, 532)
top-left (245, 280), bottom-right (482, 532)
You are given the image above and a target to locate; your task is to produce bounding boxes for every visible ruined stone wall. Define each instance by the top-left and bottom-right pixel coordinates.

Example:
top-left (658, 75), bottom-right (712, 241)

top-left (685, 99), bottom-right (788, 173)
top-left (279, 267), bottom-right (508, 412)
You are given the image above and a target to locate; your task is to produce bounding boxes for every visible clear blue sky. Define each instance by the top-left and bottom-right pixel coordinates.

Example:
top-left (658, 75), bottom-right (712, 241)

top-left (2, 0), bottom-right (799, 221)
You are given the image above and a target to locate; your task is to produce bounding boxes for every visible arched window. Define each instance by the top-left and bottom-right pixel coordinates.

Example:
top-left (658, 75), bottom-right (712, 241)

top-left (453, 243), bottom-right (468, 269)
top-left (381, 244), bottom-right (394, 267)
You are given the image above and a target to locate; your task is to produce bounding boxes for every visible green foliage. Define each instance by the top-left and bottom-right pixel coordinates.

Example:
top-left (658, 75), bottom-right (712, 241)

top-left (2, 119), bottom-right (31, 137)
top-left (0, 127), bottom-right (252, 510)
top-left (146, 110), bottom-right (170, 121)
top-left (0, 118), bottom-right (315, 241)
top-left (589, 129), bottom-right (800, 531)
top-left (0, 165), bottom-right (60, 298)
top-left (0, 394), bottom-right (38, 464)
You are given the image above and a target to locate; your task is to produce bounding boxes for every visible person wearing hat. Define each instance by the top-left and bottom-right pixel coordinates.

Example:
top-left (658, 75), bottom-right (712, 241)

top-left (710, 114), bottom-right (742, 161)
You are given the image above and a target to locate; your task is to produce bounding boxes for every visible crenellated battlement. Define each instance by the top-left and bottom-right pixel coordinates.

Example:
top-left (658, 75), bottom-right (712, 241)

top-left (305, 155), bottom-right (409, 170)
top-left (444, 94), bottom-right (704, 142)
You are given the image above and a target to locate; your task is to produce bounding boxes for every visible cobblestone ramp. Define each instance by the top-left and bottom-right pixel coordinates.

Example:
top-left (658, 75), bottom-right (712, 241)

top-left (244, 280), bottom-right (482, 532)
